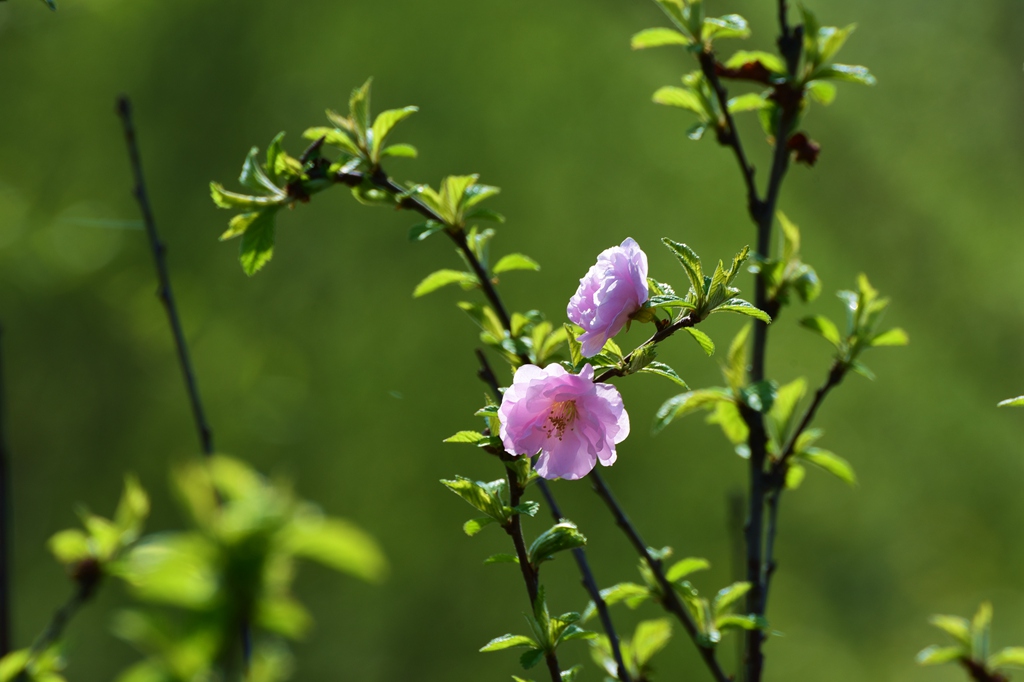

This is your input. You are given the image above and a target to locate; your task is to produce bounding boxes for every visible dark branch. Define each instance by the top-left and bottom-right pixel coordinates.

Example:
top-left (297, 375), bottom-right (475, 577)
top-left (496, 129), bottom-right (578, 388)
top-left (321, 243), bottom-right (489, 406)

top-left (589, 470), bottom-right (732, 682)
top-left (0, 326), bottom-right (11, 656)
top-left (594, 313), bottom-right (697, 384)
top-left (115, 97), bottom-right (214, 458)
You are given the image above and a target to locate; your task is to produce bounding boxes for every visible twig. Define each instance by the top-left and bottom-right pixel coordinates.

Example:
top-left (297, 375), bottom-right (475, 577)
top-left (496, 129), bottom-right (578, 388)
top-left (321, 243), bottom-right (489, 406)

top-left (475, 350), bottom-right (630, 682)
top-left (589, 470), bottom-right (731, 682)
top-left (115, 97), bottom-right (214, 458)
top-left (594, 313), bottom-right (697, 384)
top-left (0, 326), bottom-right (11, 656)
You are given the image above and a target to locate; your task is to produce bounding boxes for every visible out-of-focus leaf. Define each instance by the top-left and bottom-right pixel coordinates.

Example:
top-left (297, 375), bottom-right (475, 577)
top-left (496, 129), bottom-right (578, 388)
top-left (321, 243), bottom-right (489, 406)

top-left (990, 647), bottom-right (1024, 668)
top-left (633, 619), bottom-right (673, 667)
top-left (493, 254), bottom-right (540, 274)
top-left (666, 557), bottom-right (710, 582)
top-left (814, 64), bottom-right (877, 85)
top-left (916, 645), bottom-right (964, 666)
top-left (998, 396), bottom-right (1024, 407)
top-left (654, 388), bottom-right (731, 433)
top-left (480, 634), bottom-right (538, 652)
top-left (286, 515), bottom-right (388, 583)
top-left (797, 447), bottom-right (856, 485)
top-left (652, 87), bottom-right (705, 114)
top-left (631, 27), bottom-right (692, 49)
top-left (413, 269), bottom-right (477, 297)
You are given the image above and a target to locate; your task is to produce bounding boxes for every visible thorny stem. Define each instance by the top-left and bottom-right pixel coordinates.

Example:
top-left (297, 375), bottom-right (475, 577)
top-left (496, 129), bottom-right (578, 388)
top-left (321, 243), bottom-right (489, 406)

top-left (589, 470), bottom-right (732, 682)
top-left (475, 351), bottom-right (632, 682)
top-left (116, 97), bottom-right (214, 458)
top-left (0, 327), bottom-right (10, 656)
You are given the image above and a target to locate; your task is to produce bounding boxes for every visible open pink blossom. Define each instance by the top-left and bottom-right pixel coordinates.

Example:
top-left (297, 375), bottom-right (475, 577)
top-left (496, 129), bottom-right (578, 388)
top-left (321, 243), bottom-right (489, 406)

top-left (498, 363), bottom-right (629, 480)
top-left (567, 237), bottom-right (649, 358)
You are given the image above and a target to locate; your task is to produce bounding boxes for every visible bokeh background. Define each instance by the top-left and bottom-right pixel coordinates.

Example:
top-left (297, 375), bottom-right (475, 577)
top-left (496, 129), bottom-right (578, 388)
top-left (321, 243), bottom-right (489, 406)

top-left (0, 0), bottom-right (1021, 680)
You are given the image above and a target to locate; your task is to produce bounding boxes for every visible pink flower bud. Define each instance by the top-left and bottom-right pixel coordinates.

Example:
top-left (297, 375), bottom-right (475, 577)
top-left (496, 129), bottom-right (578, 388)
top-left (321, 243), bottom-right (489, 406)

top-left (498, 363), bottom-right (629, 480)
top-left (567, 238), bottom-right (649, 358)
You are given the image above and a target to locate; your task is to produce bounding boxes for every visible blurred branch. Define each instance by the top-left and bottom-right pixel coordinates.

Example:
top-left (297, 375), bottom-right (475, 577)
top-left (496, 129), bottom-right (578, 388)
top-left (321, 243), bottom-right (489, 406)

top-left (0, 326), bottom-right (11, 656)
top-left (115, 97), bottom-right (214, 458)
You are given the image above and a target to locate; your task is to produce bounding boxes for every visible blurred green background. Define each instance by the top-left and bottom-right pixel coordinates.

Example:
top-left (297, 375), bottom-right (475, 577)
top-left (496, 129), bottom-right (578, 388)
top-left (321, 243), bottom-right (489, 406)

top-left (0, 0), bottom-right (1021, 679)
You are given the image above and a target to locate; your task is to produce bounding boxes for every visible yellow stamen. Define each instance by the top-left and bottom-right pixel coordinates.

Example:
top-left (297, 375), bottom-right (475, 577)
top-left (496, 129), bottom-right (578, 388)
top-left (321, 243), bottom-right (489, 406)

top-left (544, 400), bottom-right (578, 441)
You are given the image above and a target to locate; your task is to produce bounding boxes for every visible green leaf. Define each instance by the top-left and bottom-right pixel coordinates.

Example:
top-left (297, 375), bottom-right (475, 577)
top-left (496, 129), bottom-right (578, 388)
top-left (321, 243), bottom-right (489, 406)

top-left (413, 269), bottom-right (477, 297)
top-left (464, 207), bottom-right (506, 223)
top-left (370, 106), bottom-right (418, 159)
top-left (871, 327), bottom-right (909, 347)
top-left (990, 647), bottom-right (1024, 669)
top-left (702, 14), bottom-right (750, 41)
top-left (441, 476), bottom-right (507, 521)
top-left (798, 447), bottom-right (856, 486)
top-left (818, 24), bottom-right (856, 63)
top-left (814, 64), bottom-right (877, 85)
top-left (520, 649), bottom-right (545, 670)
top-left (973, 602), bottom-right (993, 660)
top-left (716, 614), bottom-right (768, 631)
top-left (210, 183), bottom-right (283, 210)
top-left (513, 501), bottom-right (540, 518)
top-left (806, 80), bottom-right (837, 106)
top-left (633, 619), bottom-right (673, 667)
top-left (481, 634), bottom-right (538, 652)
top-left (723, 50), bottom-right (786, 74)
top-left (599, 582), bottom-right (651, 609)
top-left (0, 650), bottom-right (29, 682)
top-left (661, 239), bottom-right (704, 298)
top-left (239, 147), bottom-right (286, 197)
top-left (494, 254), bottom-right (540, 274)
top-left (238, 208), bottom-right (279, 276)
top-left (564, 323), bottom-right (583, 367)
top-left (118, 533), bottom-right (219, 609)
top-left (304, 126), bottom-right (362, 157)
top-left (685, 327), bottom-right (715, 356)
top-left (727, 93), bottom-right (765, 114)
top-left (48, 529), bottom-right (92, 565)
top-left (785, 463), bottom-right (806, 489)
top-left (652, 87), bottom-right (706, 115)
top-left (464, 517), bottom-right (495, 536)
top-left (767, 377), bottom-right (807, 448)
top-left (631, 27), bottom-right (693, 49)
top-left (443, 430), bottom-right (486, 444)
top-left (560, 665), bottom-right (584, 682)
top-left (114, 475), bottom-right (150, 539)
top-left (258, 594), bottom-right (313, 640)
top-left (666, 557), bottom-right (710, 582)
top-left (637, 362), bottom-right (689, 388)
top-left (408, 220), bottom-right (446, 242)
top-left (998, 396), bottom-right (1024, 407)
top-left (740, 380), bottom-right (777, 414)
top-left (653, 388), bottom-right (731, 434)
top-left (712, 582), bottom-right (751, 615)
top-left (380, 143), bottom-right (418, 159)
top-left (929, 615), bottom-right (972, 647)
top-left (287, 515), bottom-right (388, 583)
top-left (713, 298), bottom-right (771, 322)
top-left (484, 553), bottom-right (520, 565)
top-left (706, 400), bottom-right (749, 446)
top-left (916, 645), bottom-right (964, 666)
top-left (528, 522), bottom-right (586, 565)
top-left (461, 183), bottom-right (501, 211)
top-left (800, 315), bottom-right (842, 348)
top-left (349, 78), bottom-right (373, 142)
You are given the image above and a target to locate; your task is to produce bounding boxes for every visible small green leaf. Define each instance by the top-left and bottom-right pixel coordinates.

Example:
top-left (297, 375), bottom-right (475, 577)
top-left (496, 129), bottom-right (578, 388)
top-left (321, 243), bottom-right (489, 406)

top-left (653, 388), bottom-right (731, 434)
top-left (767, 378), bottom-right (807, 448)
top-left (520, 649), bottom-right (545, 670)
top-left (349, 78), bottom-right (373, 141)
top-left (989, 647), bottom-right (1024, 669)
top-left (652, 87), bottom-right (706, 115)
top-left (286, 515), bottom-right (389, 583)
top-left (818, 24), bottom-right (857, 63)
top-left (210, 183), bottom-right (283, 210)
top-left (633, 619), bottom-right (673, 667)
top-left (712, 582), bottom-right (751, 615)
top-left (998, 396), bottom-right (1024, 407)
top-left (716, 614), bottom-right (768, 631)
top-left (637, 362), bottom-right (689, 388)
top-left (494, 254), bottom-right (541, 274)
top-left (806, 80), bottom-right (837, 106)
top-left (973, 602), bottom-right (993, 661)
top-left (528, 522), bottom-right (587, 565)
top-left (800, 315), bottom-right (842, 348)
top-left (661, 239), bottom-right (703, 294)
top-left (870, 327), bottom-right (909, 347)
top-left (723, 50), bottom-right (785, 74)
top-left (239, 208), bottom-right (279, 276)
top-left (798, 447), bottom-right (856, 486)
top-left (305, 126), bottom-right (362, 157)
top-left (814, 64), bottom-right (877, 85)
top-left (560, 665), bottom-right (584, 682)
top-left (484, 553), bottom-right (520, 565)
top-left (785, 464), bottom-right (806, 489)
top-left (740, 380), bottom-right (777, 413)
top-left (564, 324), bottom-right (583, 367)
top-left (702, 14), bottom-right (750, 41)
top-left (0, 650), bottom-right (30, 682)
top-left (666, 557), bottom-right (710, 582)
top-left (48, 529), bottom-right (92, 565)
top-left (685, 327), bottom-right (715, 356)
top-left (408, 220), bottom-right (446, 242)
top-left (464, 207), bottom-right (506, 223)
top-left (443, 430), bottom-right (487, 444)
top-left (599, 582), bottom-right (651, 609)
top-left (413, 270), bottom-right (477, 297)
top-left (929, 615), bottom-right (972, 647)
top-left (727, 93), bottom-right (765, 113)
top-left (381, 143), bottom-right (418, 159)
top-left (631, 27), bottom-right (693, 49)
top-left (713, 298), bottom-right (771, 322)
top-left (370, 106), bottom-right (418, 159)
top-left (916, 645), bottom-right (964, 666)
top-left (481, 634), bottom-right (538, 652)
top-left (464, 517), bottom-right (495, 536)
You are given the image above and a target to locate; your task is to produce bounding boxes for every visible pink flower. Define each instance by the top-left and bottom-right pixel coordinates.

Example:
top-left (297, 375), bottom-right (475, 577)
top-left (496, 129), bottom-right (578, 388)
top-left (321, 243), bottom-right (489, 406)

top-left (567, 237), bottom-right (649, 358)
top-left (498, 363), bottom-right (629, 480)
